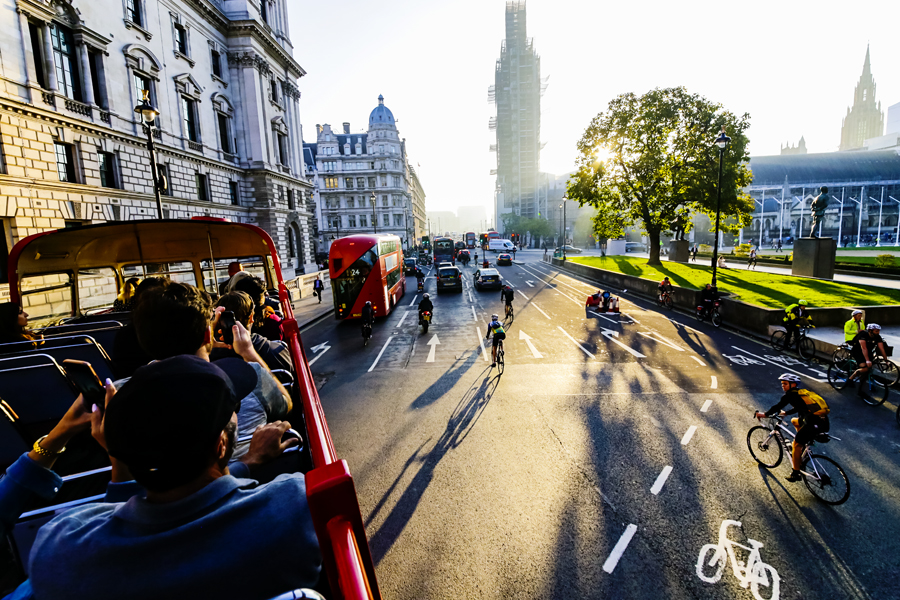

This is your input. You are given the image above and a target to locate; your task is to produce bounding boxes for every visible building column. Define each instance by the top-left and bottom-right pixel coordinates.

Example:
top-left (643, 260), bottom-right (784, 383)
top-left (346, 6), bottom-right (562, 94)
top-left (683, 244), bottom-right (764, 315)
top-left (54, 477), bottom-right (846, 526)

top-left (78, 43), bottom-right (95, 105)
top-left (290, 98), bottom-right (302, 174)
top-left (41, 22), bottom-right (58, 92)
top-left (17, 10), bottom-right (37, 93)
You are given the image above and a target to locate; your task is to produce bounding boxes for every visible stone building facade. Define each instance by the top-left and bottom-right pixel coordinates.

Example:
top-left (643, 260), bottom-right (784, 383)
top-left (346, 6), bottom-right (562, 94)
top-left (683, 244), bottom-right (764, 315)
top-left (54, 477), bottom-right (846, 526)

top-left (0, 0), bottom-right (316, 294)
top-left (303, 96), bottom-right (426, 253)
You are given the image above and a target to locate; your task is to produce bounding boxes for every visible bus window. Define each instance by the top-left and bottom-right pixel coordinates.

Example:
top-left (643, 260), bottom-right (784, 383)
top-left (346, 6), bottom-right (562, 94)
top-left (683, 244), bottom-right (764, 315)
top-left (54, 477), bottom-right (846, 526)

top-left (332, 248), bottom-right (377, 318)
top-left (77, 268), bottom-right (118, 313)
top-left (124, 262), bottom-right (198, 287)
top-left (20, 272), bottom-right (74, 326)
top-left (200, 257), bottom-right (266, 293)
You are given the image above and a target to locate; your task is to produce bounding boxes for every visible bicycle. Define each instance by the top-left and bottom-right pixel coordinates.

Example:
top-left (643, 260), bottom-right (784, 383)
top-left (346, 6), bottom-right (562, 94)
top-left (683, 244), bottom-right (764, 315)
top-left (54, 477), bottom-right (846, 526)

top-left (746, 414), bottom-right (850, 505)
top-left (505, 303), bottom-right (514, 319)
top-left (770, 325), bottom-right (815, 362)
top-left (827, 354), bottom-right (891, 406)
top-left (832, 342), bottom-right (899, 388)
top-left (362, 322), bottom-right (372, 346)
top-left (497, 339), bottom-right (505, 375)
top-left (695, 300), bottom-right (722, 328)
top-left (696, 519), bottom-right (779, 600)
top-left (657, 290), bottom-right (674, 310)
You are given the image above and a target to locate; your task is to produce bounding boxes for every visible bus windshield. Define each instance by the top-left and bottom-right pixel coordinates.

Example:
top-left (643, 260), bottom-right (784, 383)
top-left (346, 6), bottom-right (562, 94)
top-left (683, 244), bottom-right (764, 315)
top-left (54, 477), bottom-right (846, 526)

top-left (333, 246), bottom-right (378, 318)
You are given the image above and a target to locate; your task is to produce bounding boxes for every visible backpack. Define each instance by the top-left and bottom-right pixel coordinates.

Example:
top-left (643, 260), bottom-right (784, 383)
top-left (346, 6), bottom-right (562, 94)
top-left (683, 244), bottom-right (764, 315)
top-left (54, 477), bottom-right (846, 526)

top-left (797, 389), bottom-right (830, 417)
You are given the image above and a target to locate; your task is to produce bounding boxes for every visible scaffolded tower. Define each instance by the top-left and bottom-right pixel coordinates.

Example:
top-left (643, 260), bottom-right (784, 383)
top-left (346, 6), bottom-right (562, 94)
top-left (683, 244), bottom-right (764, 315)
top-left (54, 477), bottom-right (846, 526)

top-left (491, 1), bottom-right (544, 224)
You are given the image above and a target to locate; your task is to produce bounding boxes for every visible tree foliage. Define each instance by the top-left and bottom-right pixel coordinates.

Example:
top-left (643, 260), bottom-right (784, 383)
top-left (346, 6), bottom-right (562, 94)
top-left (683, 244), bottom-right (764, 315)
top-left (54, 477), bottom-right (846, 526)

top-left (566, 87), bottom-right (754, 264)
top-left (501, 214), bottom-right (555, 241)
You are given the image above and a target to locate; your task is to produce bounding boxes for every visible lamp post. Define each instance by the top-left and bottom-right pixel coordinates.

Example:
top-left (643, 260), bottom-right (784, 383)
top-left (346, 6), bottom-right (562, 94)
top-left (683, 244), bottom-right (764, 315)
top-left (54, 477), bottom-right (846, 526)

top-left (370, 192), bottom-right (377, 234)
top-left (133, 90), bottom-right (164, 219)
top-left (559, 197), bottom-right (568, 260)
top-left (710, 127), bottom-right (731, 288)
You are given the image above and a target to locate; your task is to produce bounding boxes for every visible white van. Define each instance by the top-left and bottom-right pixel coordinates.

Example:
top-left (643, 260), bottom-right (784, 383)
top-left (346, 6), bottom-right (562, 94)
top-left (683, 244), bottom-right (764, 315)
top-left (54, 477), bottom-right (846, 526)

top-left (488, 239), bottom-right (515, 253)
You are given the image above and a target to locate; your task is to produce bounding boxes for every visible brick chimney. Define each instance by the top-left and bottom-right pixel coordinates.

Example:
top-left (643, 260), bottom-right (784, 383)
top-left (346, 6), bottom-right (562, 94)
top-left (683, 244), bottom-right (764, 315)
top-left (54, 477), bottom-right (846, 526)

top-left (342, 122), bottom-right (350, 134)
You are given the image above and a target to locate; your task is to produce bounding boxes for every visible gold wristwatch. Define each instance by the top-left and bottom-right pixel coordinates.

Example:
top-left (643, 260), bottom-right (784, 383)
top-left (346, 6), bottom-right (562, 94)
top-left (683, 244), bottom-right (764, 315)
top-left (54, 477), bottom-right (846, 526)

top-left (32, 435), bottom-right (66, 457)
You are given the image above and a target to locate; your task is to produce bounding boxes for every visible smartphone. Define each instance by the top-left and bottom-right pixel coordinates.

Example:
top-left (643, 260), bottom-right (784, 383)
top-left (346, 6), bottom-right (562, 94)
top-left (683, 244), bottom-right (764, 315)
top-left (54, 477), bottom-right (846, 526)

top-left (217, 311), bottom-right (236, 346)
top-left (63, 359), bottom-right (106, 412)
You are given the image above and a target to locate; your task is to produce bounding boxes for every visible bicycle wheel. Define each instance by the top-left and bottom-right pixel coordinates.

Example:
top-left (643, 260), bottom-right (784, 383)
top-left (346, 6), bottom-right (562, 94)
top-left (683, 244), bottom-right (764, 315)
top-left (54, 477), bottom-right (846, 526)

top-left (664, 295), bottom-right (673, 310)
top-left (750, 561), bottom-right (781, 600)
top-left (747, 426), bottom-right (784, 468)
top-left (797, 337), bottom-right (816, 362)
top-left (497, 346), bottom-right (505, 375)
top-left (711, 309), bottom-right (722, 328)
top-left (831, 346), bottom-right (852, 366)
top-left (827, 362), bottom-right (851, 390)
top-left (770, 330), bottom-right (786, 353)
top-left (872, 359), bottom-right (900, 388)
top-left (695, 545), bottom-right (726, 583)
top-left (862, 375), bottom-right (889, 407)
top-left (803, 454), bottom-right (850, 505)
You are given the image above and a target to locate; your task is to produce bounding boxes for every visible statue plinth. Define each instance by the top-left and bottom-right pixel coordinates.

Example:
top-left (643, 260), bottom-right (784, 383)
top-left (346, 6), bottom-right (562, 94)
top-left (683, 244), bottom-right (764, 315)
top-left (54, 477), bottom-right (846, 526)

top-left (668, 239), bottom-right (690, 263)
top-left (792, 237), bottom-right (836, 279)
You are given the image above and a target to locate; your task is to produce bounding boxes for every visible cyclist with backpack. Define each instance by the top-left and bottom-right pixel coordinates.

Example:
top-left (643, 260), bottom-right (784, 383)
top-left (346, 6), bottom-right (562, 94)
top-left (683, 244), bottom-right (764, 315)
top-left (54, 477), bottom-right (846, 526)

top-left (500, 285), bottom-right (515, 317)
top-left (755, 373), bottom-right (830, 482)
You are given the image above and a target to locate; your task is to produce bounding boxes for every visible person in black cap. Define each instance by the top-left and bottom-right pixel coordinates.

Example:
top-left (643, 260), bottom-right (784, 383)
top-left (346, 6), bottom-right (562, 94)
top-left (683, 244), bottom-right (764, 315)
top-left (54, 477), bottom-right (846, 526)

top-left (27, 355), bottom-right (320, 600)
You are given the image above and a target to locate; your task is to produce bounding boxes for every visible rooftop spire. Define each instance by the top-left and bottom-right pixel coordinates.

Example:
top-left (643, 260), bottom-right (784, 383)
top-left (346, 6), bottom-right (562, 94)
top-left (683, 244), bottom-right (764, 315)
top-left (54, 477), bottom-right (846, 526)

top-left (378, 94), bottom-right (384, 106)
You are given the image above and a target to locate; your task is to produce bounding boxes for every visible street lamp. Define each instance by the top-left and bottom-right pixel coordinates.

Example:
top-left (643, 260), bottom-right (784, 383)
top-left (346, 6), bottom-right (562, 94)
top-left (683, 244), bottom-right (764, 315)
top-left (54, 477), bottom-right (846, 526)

top-left (559, 197), bottom-right (568, 261)
top-left (370, 192), bottom-right (377, 234)
top-left (710, 126), bottom-right (731, 288)
top-left (133, 89), bottom-right (164, 219)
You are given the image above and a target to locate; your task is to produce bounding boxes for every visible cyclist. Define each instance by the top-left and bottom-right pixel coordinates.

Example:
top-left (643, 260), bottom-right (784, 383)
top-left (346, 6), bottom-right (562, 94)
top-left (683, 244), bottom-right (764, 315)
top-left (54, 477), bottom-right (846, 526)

top-left (415, 267), bottom-right (425, 290)
top-left (485, 313), bottom-right (506, 367)
top-left (658, 277), bottom-right (673, 302)
top-left (783, 299), bottom-right (814, 350)
top-left (361, 300), bottom-right (375, 334)
top-left (747, 248), bottom-right (758, 270)
top-left (754, 373), bottom-right (830, 482)
top-left (700, 283), bottom-right (718, 317)
top-left (418, 292), bottom-right (434, 325)
top-left (843, 309), bottom-right (865, 343)
top-left (849, 323), bottom-right (888, 401)
top-left (500, 284), bottom-right (515, 317)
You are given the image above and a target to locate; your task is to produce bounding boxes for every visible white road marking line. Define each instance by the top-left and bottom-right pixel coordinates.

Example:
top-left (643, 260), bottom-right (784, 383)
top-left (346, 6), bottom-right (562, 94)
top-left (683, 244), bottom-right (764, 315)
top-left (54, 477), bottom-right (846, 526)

top-left (526, 280), bottom-right (535, 287)
top-left (308, 346), bottom-right (331, 366)
top-left (595, 312), bottom-right (619, 324)
top-left (700, 399), bottom-right (713, 413)
top-left (476, 327), bottom-right (489, 362)
top-left (558, 326), bottom-right (596, 359)
top-left (681, 425), bottom-right (697, 445)
top-left (408, 295), bottom-right (418, 307)
top-left (426, 334), bottom-right (440, 363)
top-left (519, 330), bottom-right (543, 358)
top-left (468, 291), bottom-right (474, 303)
top-left (507, 282), bottom-right (515, 287)
top-left (603, 524), bottom-right (638, 574)
top-left (638, 331), bottom-right (684, 352)
top-left (650, 466), bottom-right (673, 496)
top-left (710, 376), bottom-right (718, 389)
top-left (517, 289), bottom-right (530, 300)
top-left (368, 336), bottom-right (395, 372)
top-left (396, 311), bottom-right (411, 328)
top-left (600, 328), bottom-right (646, 358)
top-left (691, 356), bottom-right (707, 366)
top-left (731, 346), bottom-right (828, 382)
top-left (666, 317), bottom-right (703, 335)
top-left (532, 303), bottom-right (551, 320)
top-left (471, 306), bottom-right (477, 321)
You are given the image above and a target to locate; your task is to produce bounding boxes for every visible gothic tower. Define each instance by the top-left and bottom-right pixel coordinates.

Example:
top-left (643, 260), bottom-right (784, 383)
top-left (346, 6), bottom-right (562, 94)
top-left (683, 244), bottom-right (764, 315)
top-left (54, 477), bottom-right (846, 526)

top-left (840, 46), bottom-right (884, 150)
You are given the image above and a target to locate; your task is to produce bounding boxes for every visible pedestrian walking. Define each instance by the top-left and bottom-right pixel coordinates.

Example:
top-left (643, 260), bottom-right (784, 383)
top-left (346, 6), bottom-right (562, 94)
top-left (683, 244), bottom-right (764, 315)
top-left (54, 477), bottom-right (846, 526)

top-left (312, 275), bottom-right (324, 304)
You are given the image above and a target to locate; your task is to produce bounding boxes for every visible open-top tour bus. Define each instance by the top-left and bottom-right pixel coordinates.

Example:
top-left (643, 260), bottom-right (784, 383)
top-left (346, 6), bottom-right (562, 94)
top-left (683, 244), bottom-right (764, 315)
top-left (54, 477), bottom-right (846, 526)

top-left (6, 217), bottom-right (380, 600)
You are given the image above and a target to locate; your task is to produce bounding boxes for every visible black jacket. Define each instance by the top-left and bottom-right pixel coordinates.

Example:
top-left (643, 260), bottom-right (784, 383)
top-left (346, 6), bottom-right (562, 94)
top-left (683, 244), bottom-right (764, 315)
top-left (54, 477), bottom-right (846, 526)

top-left (701, 287), bottom-right (718, 302)
top-left (419, 298), bottom-right (434, 313)
top-left (361, 305), bottom-right (375, 323)
top-left (210, 333), bottom-right (293, 372)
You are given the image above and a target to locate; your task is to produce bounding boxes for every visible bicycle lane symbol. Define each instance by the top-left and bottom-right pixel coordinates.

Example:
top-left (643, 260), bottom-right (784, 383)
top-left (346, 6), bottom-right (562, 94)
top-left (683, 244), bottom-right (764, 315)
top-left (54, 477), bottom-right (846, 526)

top-left (696, 519), bottom-right (781, 600)
top-left (723, 354), bottom-right (765, 367)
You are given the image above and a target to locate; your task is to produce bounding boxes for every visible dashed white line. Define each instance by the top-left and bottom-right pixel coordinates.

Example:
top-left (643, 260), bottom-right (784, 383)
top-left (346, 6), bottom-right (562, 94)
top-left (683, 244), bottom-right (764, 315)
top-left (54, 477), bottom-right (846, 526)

top-left (558, 326), bottom-right (596, 359)
top-left (602, 524), bottom-right (638, 574)
top-left (408, 295), bottom-right (418, 307)
top-left (368, 336), bottom-right (395, 372)
top-left (700, 399), bottom-right (713, 413)
top-left (471, 306), bottom-right (477, 321)
top-left (710, 375), bottom-right (718, 389)
top-left (691, 356), bottom-right (707, 367)
top-left (516, 289), bottom-right (530, 300)
top-left (396, 311), bottom-right (411, 328)
top-left (532, 303), bottom-right (551, 320)
top-left (666, 318), bottom-right (703, 335)
top-left (681, 425), bottom-right (697, 445)
top-left (650, 466), bottom-right (673, 496)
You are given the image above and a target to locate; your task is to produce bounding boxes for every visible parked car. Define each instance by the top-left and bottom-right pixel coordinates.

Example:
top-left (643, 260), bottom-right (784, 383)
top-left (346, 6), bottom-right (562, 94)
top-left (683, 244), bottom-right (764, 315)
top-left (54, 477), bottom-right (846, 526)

top-left (437, 266), bottom-right (463, 293)
top-left (625, 242), bottom-right (646, 253)
top-left (473, 268), bottom-right (503, 291)
top-left (497, 253), bottom-right (512, 266)
top-left (404, 257), bottom-right (418, 275)
top-left (556, 245), bottom-right (583, 254)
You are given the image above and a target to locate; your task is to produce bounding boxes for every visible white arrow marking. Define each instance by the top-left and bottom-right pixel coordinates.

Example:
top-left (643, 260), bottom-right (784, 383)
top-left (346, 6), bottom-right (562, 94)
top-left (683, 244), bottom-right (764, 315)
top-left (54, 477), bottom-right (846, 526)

top-left (475, 327), bottom-right (490, 362)
top-left (308, 341), bottom-right (331, 366)
top-left (638, 331), bottom-right (685, 352)
top-left (526, 280), bottom-right (535, 287)
top-left (426, 334), bottom-right (440, 363)
top-left (519, 330), bottom-right (543, 358)
top-left (558, 326), bottom-right (596, 359)
top-left (600, 328), bottom-right (646, 358)
top-left (396, 310), bottom-right (411, 328)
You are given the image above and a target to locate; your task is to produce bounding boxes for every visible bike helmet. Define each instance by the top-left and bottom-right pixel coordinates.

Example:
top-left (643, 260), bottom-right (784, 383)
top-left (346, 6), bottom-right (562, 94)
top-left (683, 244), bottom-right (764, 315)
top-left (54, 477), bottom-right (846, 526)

top-left (423, 293), bottom-right (430, 299)
top-left (866, 323), bottom-right (881, 331)
top-left (798, 299), bottom-right (808, 306)
top-left (491, 314), bottom-right (499, 320)
top-left (365, 301), bottom-right (372, 306)
top-left (778, 373), bottom-right (801, 383)
top-left (851, 309), bottom-right (863, 317)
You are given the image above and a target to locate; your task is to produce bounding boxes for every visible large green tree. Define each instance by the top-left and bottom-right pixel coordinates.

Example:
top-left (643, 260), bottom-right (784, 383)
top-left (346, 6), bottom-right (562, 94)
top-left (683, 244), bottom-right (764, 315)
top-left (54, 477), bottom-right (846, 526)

top-left (567, 87), bottom-right (754, 265)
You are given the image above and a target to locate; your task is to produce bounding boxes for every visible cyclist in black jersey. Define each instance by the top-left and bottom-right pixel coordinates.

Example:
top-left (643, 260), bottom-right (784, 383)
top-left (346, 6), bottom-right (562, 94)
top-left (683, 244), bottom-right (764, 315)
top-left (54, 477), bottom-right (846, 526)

top-left (500, 285), bottom-right (514, 315)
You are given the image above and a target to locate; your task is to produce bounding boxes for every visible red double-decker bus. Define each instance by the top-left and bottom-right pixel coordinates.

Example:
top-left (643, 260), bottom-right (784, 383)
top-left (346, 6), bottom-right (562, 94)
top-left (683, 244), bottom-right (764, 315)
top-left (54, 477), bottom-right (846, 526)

top-left (329, 234), bottom-right (405, 319)
top-left (465, 232), bottom-right (476, 248)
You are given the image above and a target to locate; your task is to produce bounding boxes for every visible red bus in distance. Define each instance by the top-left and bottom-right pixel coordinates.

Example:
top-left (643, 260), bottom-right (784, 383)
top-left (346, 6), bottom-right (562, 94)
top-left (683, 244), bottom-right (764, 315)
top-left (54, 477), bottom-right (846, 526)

top-left (329, 234), bottom-right (405, 319)
top-left (465, 232), bottom-right (476, 248)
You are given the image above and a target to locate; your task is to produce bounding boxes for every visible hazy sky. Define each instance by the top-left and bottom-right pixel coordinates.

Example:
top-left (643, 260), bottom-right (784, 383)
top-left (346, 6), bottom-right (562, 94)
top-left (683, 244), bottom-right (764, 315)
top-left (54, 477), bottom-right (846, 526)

top-left (290, 0), bottom-right (899, 216)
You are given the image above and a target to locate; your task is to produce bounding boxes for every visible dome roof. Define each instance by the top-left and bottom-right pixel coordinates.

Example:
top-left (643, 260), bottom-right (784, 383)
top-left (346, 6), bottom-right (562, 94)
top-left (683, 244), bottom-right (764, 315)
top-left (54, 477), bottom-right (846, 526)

top-left (368, 95), bottom-right (395, 127)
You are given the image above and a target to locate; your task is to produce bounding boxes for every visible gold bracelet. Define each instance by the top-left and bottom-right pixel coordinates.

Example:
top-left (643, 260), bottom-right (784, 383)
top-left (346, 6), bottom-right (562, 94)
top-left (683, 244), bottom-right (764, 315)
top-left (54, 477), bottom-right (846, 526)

top-left (32, 435), bottom-right (66, 457)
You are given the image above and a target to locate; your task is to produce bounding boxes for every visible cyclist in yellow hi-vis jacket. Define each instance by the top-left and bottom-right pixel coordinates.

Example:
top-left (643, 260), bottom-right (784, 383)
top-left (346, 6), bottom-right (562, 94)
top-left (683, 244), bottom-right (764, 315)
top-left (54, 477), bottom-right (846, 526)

top-left (783, 299), bottom-right (814, 350)
top-left (485, 314), bottom-right (506, 368)
top-left (844, 310), bottom-right (865, 342)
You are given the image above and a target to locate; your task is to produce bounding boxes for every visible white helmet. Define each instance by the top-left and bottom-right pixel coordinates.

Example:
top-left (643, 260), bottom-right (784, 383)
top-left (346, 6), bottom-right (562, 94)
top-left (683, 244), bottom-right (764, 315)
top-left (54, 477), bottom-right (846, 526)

top-left (851, 309), bottom-right (863, 317)
top-left (423, 293), bottom-right (430, 299)
top-left (778, 373), bottom-right (801, 383)
top-left (491, 314), bottom-right (499, 320)
top-left (867, 323), bottom-right (881, 331)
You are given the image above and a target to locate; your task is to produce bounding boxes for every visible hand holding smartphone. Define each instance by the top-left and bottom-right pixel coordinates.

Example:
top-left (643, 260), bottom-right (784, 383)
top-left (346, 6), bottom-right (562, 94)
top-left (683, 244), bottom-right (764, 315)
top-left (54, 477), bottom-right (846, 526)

top-left (215, 310), bottom-right (237, 346)
top-left (63, 359), bottom-right (106, 413)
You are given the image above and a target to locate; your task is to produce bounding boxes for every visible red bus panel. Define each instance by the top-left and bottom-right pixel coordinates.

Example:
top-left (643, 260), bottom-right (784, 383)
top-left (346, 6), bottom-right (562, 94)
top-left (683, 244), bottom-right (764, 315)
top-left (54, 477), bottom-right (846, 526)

top-left (329, 234), bottom-right (405, 319)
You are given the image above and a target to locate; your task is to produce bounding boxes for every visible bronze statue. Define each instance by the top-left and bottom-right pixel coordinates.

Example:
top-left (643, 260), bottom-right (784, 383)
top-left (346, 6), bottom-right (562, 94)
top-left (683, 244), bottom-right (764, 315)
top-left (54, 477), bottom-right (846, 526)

top-left (809, 186), bottom-right (830, 238)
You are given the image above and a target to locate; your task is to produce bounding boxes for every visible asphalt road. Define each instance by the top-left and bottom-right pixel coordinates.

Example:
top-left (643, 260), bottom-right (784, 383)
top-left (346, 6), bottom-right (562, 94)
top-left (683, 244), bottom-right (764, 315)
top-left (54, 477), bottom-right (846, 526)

top-left (300, 249), bottom-right (900, 600)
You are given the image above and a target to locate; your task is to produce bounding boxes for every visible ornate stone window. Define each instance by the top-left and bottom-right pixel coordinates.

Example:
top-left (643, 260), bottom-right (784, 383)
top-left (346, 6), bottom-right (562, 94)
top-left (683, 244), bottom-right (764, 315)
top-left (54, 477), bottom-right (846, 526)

top-left (169, 12), bottom-right (194, 66)
top-left (174, 73), bottom-right (204, 150)
top-left (212, 93), bottom-right (234, 157)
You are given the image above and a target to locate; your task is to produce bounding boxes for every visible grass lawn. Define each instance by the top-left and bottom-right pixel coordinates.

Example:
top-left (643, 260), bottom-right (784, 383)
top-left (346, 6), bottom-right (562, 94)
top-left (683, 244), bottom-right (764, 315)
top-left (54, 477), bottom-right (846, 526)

top-left (569, 256), bottom-right (900, 309)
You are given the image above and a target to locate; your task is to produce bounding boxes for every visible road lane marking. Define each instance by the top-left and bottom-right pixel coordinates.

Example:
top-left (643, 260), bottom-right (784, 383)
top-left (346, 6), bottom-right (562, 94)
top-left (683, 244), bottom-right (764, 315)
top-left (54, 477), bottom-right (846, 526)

top-left (526, 280), bottom-right (535, 287)
top-left (426, 334), bottom-right (440, 363)
top-left (710, 376), bottom-right (718, 389)
top-left (594, 312), bottom-right (619, 324)
top-left (731, 346), bottom-right (828, 382)
top-left (368, 336), bottom-right (395, 372)
top-left (471, 306), bottom-right (477, 321)
top-left (558, 326), bottom-right (596, 359)
top-left (638, 331), bottom-right (685, 352)
top-left (308, 342), bottom-right (331, 366)
top-left (517, 289), bottom-right (530, 300)
top-left (532, 303), bottom-right (551, 320)
top-left (475, 327), bottom-right (490, 362)
top-left (600, 328), bottom-right (645, 358)
top-left (408, 295), bottom-right (418, 307)
top-left (396, 310), bottom-right (411, 328)
top-left (666, 317), bottom-right (703, 335)
top-left (603, 524), bottom-right (638, 574)
top-left (469, 290), bottom-right (474, 303)
top-left (519, 330), bottom-right (543, 358)
top-left (691, 356), bottom-right (707, 366)
top-left (681, 425), bottom-right (697, 445)
top-left (701, 399), bottom-right (713, 413)
top-left (650, 466), bottom-right (673, 495)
